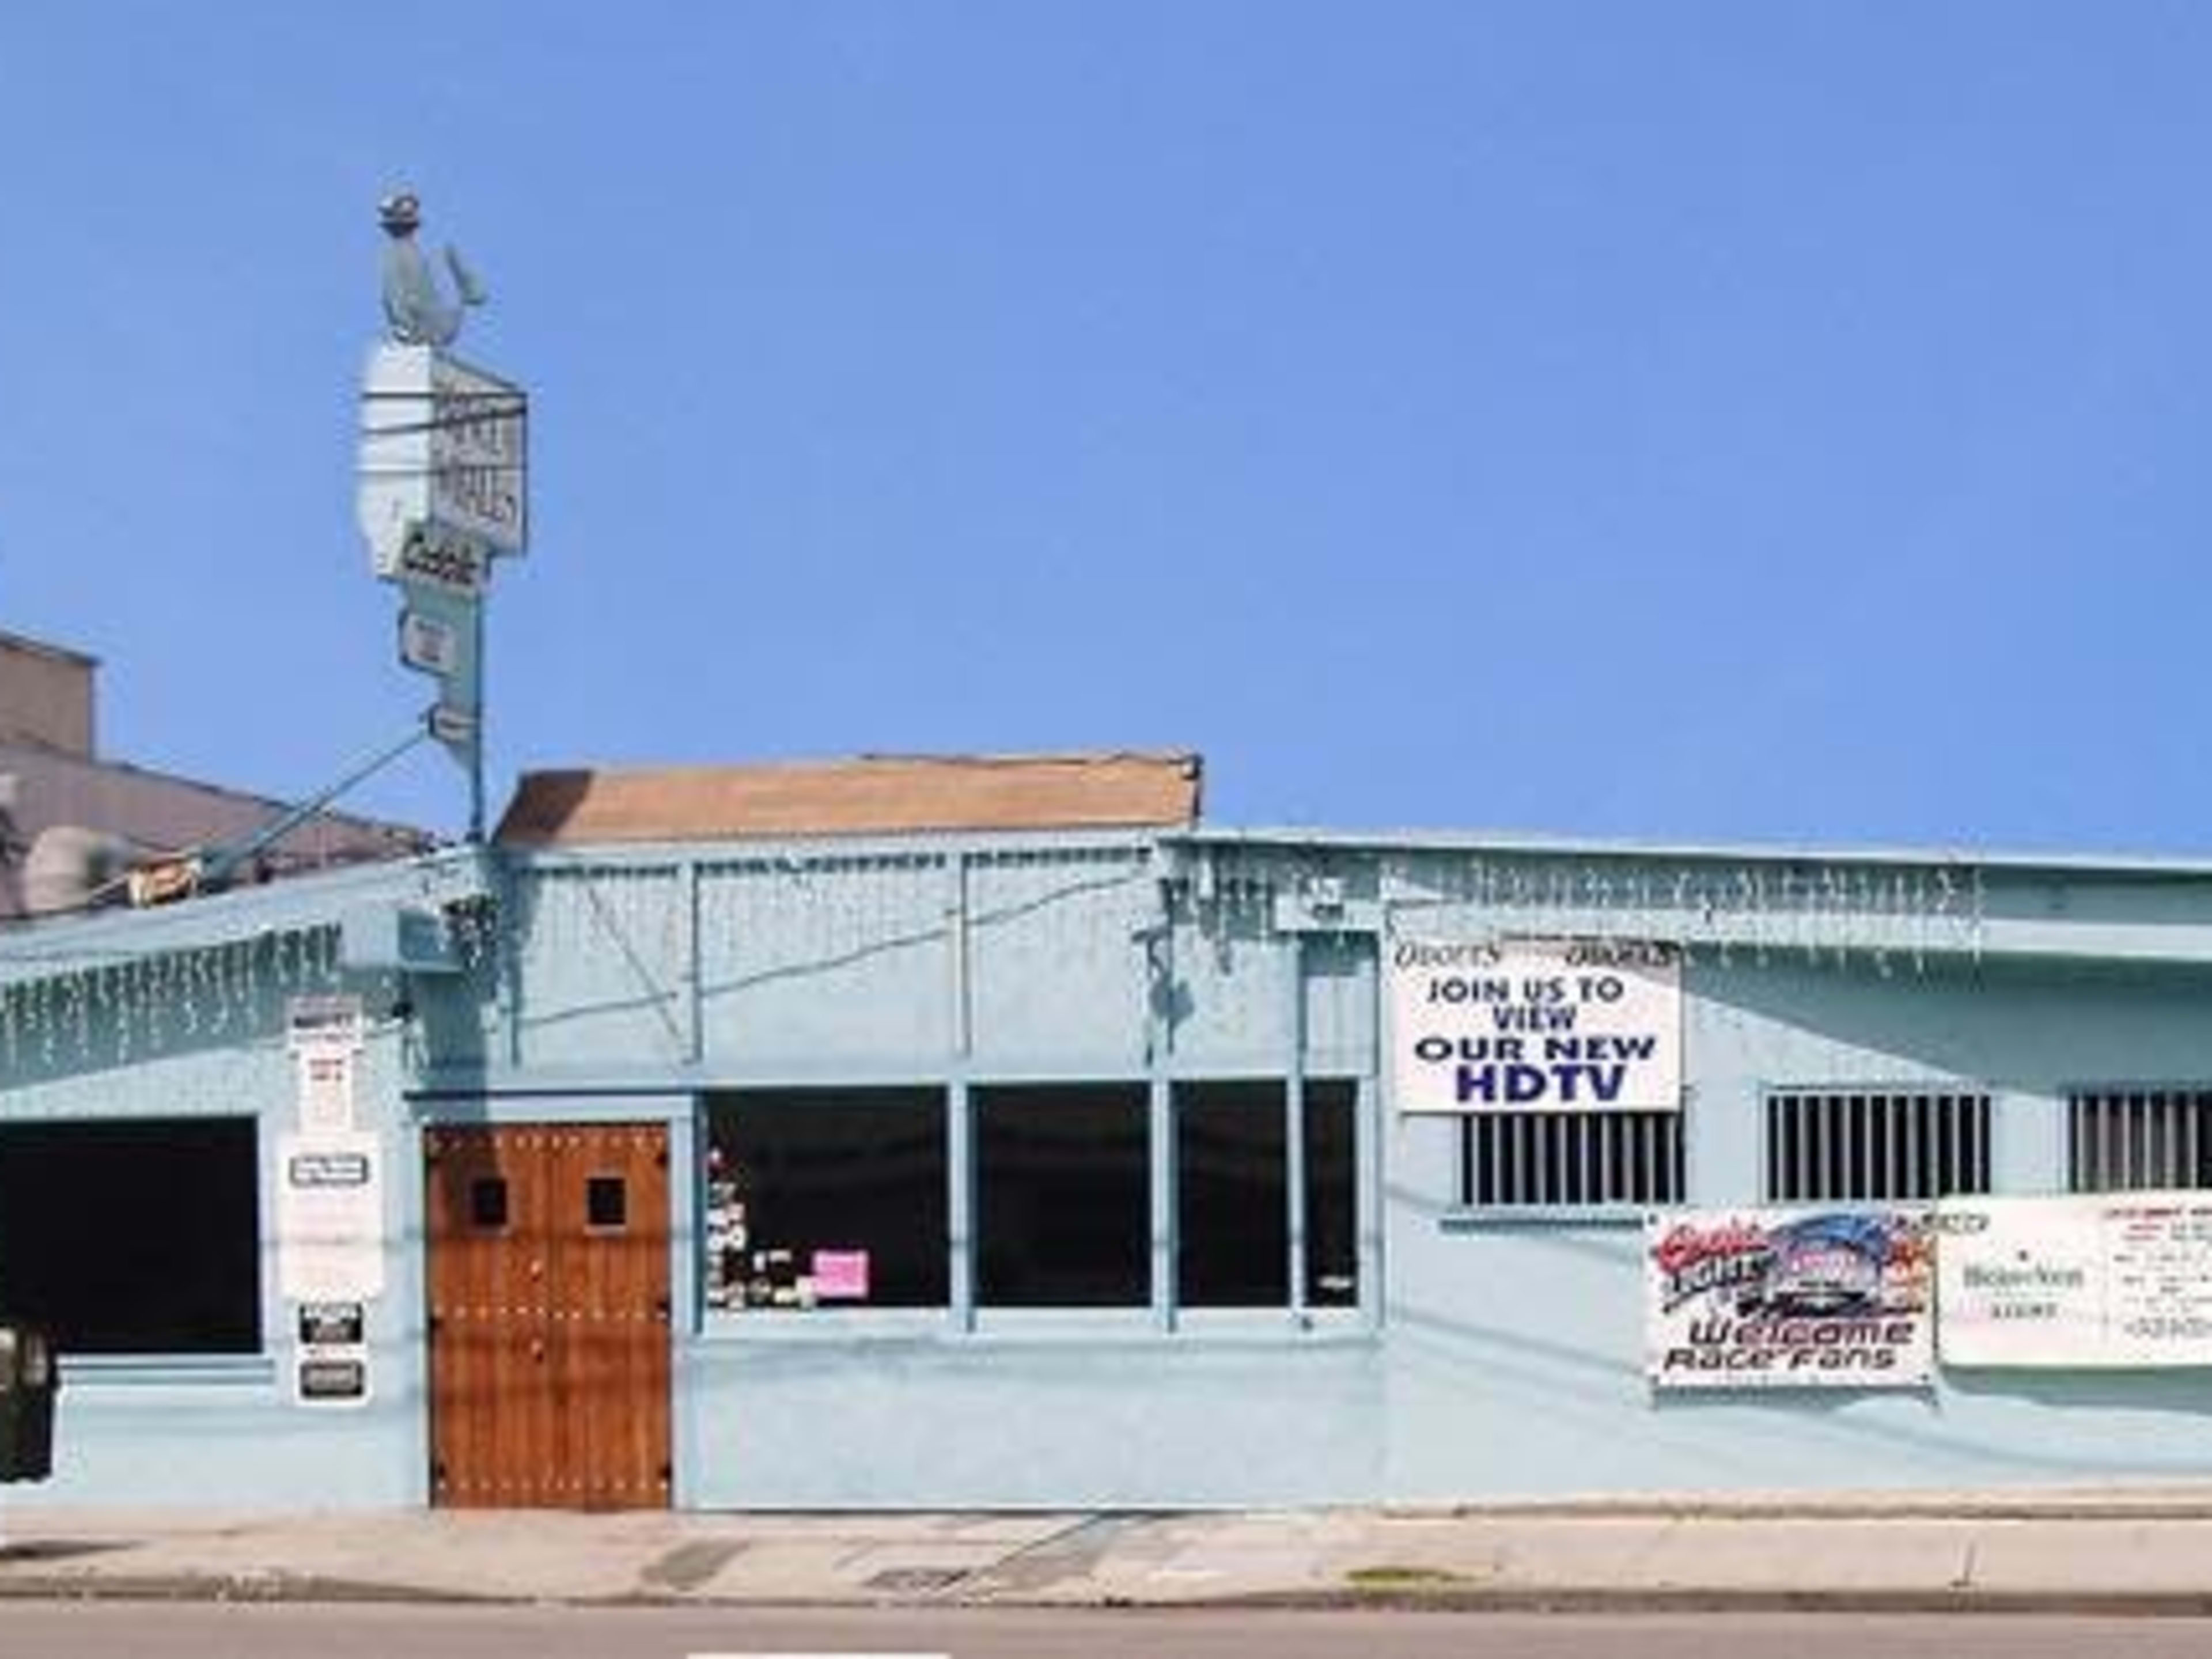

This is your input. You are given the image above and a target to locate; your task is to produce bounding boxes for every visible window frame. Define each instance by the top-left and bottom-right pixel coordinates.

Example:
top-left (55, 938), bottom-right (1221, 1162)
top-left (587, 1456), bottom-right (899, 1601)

top-left (698, 1072), bottom-right (1369, 1331)
top-left (1170, 1077), bottom-right (1363, 1313)
top-left (975, 1081), bottom-right (1153, 1311)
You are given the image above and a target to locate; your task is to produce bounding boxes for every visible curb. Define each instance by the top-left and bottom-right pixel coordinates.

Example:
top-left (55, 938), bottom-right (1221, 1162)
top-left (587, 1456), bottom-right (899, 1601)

top-left (0, 1572), bottom-right (500, 1605)
top-left (7, 1572), bottom-right (2212, 1618)
top-left (1228, 1585), bottom-right (2212, 1618)
top-left (1383, 1497), bottom-right (2212, 1523)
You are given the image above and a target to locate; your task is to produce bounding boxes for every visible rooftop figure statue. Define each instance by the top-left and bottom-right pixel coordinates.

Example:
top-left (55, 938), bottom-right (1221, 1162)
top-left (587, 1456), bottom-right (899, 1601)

top-left (378, 190), bottom-right (487, 349)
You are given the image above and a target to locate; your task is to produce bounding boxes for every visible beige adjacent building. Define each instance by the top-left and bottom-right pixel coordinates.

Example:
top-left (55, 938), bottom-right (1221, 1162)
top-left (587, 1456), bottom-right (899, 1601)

top-left (0, 629), bottom-right (426, 918)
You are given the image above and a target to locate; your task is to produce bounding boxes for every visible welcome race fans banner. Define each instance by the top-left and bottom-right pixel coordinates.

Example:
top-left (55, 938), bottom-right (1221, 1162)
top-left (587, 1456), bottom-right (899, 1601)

top-left (1646, 1206), bottom-right (1933, 1389)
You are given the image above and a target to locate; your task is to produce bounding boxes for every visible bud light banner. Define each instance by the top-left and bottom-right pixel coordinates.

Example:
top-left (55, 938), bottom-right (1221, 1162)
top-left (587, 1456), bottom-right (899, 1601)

top-left (1389, 938), bottom-right (1681, 1113)
top-left (1646, 1207), bottom-right (1933, 1390)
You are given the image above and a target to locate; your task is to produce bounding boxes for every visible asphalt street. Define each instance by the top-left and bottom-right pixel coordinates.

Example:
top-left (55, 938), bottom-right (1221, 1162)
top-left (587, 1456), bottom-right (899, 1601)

top-left (11, 1605), bottom-right (2212, 1659)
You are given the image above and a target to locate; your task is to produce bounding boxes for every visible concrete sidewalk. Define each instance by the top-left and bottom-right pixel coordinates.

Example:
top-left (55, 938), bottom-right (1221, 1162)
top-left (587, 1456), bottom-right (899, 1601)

top-left (7, 1490), bottom-right (2212, 1613)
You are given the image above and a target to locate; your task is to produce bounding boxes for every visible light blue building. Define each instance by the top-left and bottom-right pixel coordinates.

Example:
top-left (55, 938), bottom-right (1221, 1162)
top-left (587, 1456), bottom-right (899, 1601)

top-left (7, 748), bottom-right (2212, 1510)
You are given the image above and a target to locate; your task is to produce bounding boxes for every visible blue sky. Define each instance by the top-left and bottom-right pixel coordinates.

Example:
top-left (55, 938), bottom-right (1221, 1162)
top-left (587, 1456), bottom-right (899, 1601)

top-left (3, 5), bottom-right (2210, 853)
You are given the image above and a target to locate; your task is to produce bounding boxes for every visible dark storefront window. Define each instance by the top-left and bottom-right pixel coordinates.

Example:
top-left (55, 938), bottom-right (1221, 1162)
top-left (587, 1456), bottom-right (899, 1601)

top-left (706, 1075), bottom-right (1358, 1319)
top-left (977, 1084), bottom-right (1149, 1307)
top-left (0, 1118), bottom-right (262, 1354)
top-left (1303, 1080), bottom-right (1359, 1306)
top-left (705, 1088), bottom-right (948, 1310)
top-left (1177, 1082), bottom-right (1287, 1306)
top-left (1176, 1080), bottom-right (1361, 1309)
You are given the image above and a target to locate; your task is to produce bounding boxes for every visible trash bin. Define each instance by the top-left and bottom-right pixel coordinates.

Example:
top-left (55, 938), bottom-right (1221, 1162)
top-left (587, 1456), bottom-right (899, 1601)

top-left (0, 1323), bottom-right (58, 1482)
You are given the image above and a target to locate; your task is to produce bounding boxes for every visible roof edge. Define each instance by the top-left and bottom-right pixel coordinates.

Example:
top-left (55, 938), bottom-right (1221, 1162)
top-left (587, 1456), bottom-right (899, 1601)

top-left (497, 750), bottom-right (1203, 846)
top-left (1164, 824), bottom-right (2212, 880)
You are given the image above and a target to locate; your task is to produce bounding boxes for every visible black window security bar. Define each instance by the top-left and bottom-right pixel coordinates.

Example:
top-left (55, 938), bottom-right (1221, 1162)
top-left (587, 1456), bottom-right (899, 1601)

top-left (2070, 1089), bottom-right (2212, 1192)
top-left (1460, 1111), bottom-right (1684, 1209)
top-left (1764, 1089), bottom-right (1990, 1202)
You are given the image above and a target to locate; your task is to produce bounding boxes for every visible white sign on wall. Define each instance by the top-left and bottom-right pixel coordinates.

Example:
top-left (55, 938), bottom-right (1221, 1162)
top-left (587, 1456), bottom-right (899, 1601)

top-left (1389, 938), bottom-right (1682, 1112)
top-left (1938, 1192), bottom-right (2212, 1368)
top-left (275, 1131), bottom-right (387, 1302)
top-left (294, 1051), bottom-right (357, 1135)
top-left (287, 994), bottom-right (363, 1133)
top-left (287, 994), bottom-right (364, 1054)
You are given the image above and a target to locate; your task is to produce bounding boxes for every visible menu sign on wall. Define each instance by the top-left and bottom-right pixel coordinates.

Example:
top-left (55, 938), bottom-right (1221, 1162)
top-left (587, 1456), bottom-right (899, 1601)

top-left (287, 994), bottom-right (364, 1134)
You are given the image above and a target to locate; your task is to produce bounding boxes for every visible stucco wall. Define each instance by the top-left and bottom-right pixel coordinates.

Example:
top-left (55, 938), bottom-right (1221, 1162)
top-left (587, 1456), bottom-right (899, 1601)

top-left (1384, 956), bottom-right (2212, 1502)
top-left (10, 834), bottom-right (2212, 1509)
top-left (2, 921), bottom-right (426, 1508)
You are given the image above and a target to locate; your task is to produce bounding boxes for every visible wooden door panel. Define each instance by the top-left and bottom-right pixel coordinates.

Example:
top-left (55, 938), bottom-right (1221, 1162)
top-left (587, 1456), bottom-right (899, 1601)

top-left (425, 1122), bottom-right (670, 1510)
top-left (426, 1127), bottom-right (557, 1509)
top-left (548, 1126), bottom-right (671, 1508)
top-left (432, 1325), bottom-right (556, 1505)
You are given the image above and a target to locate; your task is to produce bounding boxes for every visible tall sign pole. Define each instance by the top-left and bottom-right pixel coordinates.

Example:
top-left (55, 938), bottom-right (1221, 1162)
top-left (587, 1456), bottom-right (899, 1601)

top-left (354, 191), bottom-right (528, 842)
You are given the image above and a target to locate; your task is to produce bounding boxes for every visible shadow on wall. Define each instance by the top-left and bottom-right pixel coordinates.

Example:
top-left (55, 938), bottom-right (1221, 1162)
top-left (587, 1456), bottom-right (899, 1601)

top-left (1391, 1259), bottom-right (2212, 1488)
top-left (1692, 955), bottom-right (2212, 1096)
top-left (406, 948), bottom-right (495, 1093)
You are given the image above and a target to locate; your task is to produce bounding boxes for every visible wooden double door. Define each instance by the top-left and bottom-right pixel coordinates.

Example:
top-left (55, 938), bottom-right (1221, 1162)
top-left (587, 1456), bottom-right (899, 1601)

top-left (424, 1123), bottom-right (672, 1509)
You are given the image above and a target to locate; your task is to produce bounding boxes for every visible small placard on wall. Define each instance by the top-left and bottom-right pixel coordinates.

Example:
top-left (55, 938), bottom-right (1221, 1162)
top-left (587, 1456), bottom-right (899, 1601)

top-left (296, 1355), bottom-right (369, 1405)
top-left (294, 1298), bottom-right (371, 1407)
top-left (298, 1301), bottom-right (366, 1347)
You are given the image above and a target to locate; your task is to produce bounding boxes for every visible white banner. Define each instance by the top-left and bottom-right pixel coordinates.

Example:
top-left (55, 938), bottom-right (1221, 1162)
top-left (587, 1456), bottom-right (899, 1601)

top-left (1938, 1192), bottom-right (2212, 1367)
top-left (275, 1131), bottom-right (387, 1302)
top-left (1647, 1206), bottom-right (1933, 1389)
top-left (1389, 938), bottom-right (1681, 1112)
top-left (288, 994), bottom-right (363, 1133)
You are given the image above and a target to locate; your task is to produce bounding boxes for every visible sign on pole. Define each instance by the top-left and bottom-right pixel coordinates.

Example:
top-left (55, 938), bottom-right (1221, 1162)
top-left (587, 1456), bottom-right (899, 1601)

top-left (398, 607), bottom-right (462, 676)
top-left (388, 520), bottom-right (491, 597)
top-left (356, 196), bottom-right (522, 841)
top-left (357, 343), bottom-right (527, 574)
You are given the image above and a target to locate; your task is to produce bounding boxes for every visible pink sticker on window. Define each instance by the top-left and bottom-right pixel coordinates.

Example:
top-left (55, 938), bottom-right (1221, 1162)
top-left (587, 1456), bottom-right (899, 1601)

top-left (810, 1249), bottom-right (870, 1301)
